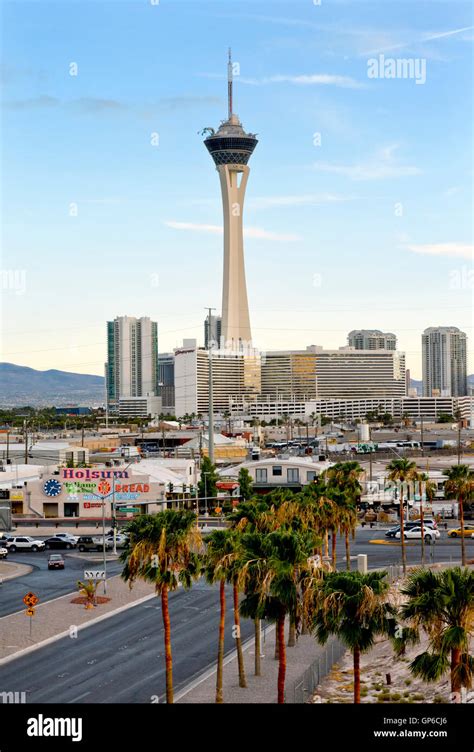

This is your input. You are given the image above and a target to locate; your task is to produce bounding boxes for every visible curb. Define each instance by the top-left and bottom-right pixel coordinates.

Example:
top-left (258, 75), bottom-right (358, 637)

top-left (0, 591), bottom-right (157, 667)
top-left (0, 563), bottom-right (33, 582)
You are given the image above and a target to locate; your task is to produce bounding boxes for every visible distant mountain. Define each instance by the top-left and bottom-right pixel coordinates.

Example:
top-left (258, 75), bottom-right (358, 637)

top-left (410, 375), bottom-right (473, 395)
top-left (0, 363), bottom-right (105, 407)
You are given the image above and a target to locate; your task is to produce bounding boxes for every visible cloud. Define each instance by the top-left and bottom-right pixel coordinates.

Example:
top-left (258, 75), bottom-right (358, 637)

top-left (250, 194), bottom-right (354, 209)
top-left (4, 95), bottom-right (59, 110)
top-left (313, 145), bottom-right (421, 181)
top-left (404, 243), bottom-right (473, 260)
top-left (164, 221), bottom-right (302, 242)
top-left (201, 72), bottom-right (364, 89)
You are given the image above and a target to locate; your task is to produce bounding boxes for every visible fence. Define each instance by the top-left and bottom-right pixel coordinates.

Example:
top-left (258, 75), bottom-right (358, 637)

top-left (288, 637), bottom-right (347, 704)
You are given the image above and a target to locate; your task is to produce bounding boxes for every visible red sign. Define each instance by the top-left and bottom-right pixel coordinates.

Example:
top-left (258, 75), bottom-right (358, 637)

top-left (83, 502), bottom-right (103, 509)
top-left (97, 480), bottom-right (111, 496)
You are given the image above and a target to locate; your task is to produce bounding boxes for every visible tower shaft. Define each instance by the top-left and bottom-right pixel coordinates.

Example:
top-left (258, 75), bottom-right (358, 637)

top-left (218, 164), bottom-right (252, 349)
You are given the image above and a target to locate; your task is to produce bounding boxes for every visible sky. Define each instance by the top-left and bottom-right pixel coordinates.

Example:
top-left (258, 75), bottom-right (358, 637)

top-left (1, 0), bottom-right (473, 380)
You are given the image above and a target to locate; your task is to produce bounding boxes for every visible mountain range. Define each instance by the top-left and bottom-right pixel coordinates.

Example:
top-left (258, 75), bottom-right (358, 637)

top-left (0, 363), bottom-right (105, 407)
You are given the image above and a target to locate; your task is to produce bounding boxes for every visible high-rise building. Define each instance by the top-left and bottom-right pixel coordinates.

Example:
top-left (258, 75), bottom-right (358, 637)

top-left (422, 327), bottom-right (467, 397)
top-left (348, 330), bottom-right (397, 350)
top-left (204, 315), bottom-right (222, 349)
top-left (174, 341), bottom-right (261, 416)
top-left (106, 316), bottom-right (159, 410)
top-left (203, 50), bottom-right (257, 351)
top-left (158, 353), bottom-right (175, 415)
top-left (260, 346), bottom-right (406, 401)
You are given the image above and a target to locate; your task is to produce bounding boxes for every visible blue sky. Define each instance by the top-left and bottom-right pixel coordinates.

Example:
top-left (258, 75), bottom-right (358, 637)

top-left (1, 0), bottom-right (473, 379)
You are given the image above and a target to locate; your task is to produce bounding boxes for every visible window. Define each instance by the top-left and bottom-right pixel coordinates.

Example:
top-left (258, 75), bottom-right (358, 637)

top-left (306, 471), bottom-right (316, 482)
top-left (272, 466), bottom-right (282, 476)
top-left (287, 468), bottom-right (300, 483)
top-left (255, 468), bottom-right (268, 483)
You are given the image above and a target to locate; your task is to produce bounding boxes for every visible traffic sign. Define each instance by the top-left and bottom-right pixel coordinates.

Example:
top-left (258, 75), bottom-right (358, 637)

top-left (26, 607), bottom-right (35, 617)
top-left (84, 570), bottom-right (106, 580)
top-left (117, 507), bottom-right (140, 513)
top-left (23, 591), bottom-right (39, 607)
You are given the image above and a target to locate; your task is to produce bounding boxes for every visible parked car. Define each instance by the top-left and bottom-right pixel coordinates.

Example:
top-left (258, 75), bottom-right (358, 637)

top-left (0, 545), bottom-right (8, 559)
top-left (395, 526), bottom-right (440, 542)
top-left (77, 536), bottom-right (113, 552)
top-left (385, 520), bottom-right (437, 538)
top-left (44, 536), bottom-right (77, 550)
top-left (447, 525), bottom-right (474, 538)
top-left (6, 536), bottom-right (46, 552)
top-left (48, 553), bottom-right (65, 570)
top-left (54, 533), bottom-right (79, 543)
top-left (105, 534), bottom-right (129, 549)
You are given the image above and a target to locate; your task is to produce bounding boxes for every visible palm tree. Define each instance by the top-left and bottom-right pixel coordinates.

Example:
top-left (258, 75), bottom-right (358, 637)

top-left (311, 570), bottom-right (395, 703)
top-left (387, 458), bottom-right (418, 574)
top-left (121, 510), bottom-right (202, 703)
top-left (400, 567), bottom-right (474, 702)
top-left (323, 462), bottom-right (363, 570)
top-left (238, 528), bottom-right (317, 703)
top-left (203, 529), bottom-right (235, 702)
top-left (443, 465), bottom-right (474, 567)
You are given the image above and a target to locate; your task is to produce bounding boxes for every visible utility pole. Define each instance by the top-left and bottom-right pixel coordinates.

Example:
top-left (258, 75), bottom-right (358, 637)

top-left (205, 307), bottom-right (216, 465)
top-left (6, 429), bottom-right (9, 464)
top-left (24, 420), bottom-right (28, 465)
top-left (420, 415), bottom-right (424, 457)
top-left (81, 421), bottom-right (85, 448)
top-left (457, 418), bottom-right (462, 465)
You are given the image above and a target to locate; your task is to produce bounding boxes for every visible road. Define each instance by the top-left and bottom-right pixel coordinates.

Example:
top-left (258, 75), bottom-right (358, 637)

top-left (0, 550), bottom-right (123, 617)
top-left (1, 528), bottom-right (471, 617)
top-left (0, 581), bottom-right (255, 703)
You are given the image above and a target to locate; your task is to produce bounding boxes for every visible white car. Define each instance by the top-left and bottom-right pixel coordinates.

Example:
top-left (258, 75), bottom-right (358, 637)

top-left (395, 526), bottom-right (440, 542)
top-left (105, 533), bottom-right (129, 549)
top-left (6, 536), bottom-right (46, 552)
top-left (55, 532), bottom-right (79, 543)
top-left (0, 546), bottom-right (8, 559)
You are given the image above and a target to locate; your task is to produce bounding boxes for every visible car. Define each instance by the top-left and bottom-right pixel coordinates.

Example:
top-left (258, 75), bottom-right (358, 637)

top-left (77, 536), bottom-right (113, 552)
top-left (54, 533), bottom-right (79, 543)
top-left (6, 536), bottom-right (46, 552)
top-left (447, 525), bottom-right (474, 538)
top-left (385, 520), bottom-right (437, 538)
top-left (395, 526), bottom-right (440, 542)
top-left (48, 553), bottom-right (65, 570)
top-left (105, 533), bottom-right (129, 549)
top-left (43, 536), bottom-right (77, 550)
top-left (0, 546), bottom-right (8, 559)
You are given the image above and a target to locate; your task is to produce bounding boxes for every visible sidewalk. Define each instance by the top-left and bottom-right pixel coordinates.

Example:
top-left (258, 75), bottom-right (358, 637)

top-left (0, 574), bottom-right (156, 663)
top-left (176, 622), bottom-right (342, 704)
top-left (0, 560), bottom-right (32, 582)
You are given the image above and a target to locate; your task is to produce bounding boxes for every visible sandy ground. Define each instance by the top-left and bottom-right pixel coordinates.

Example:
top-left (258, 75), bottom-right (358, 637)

top-left (311, 634), bottom-right (454, 704)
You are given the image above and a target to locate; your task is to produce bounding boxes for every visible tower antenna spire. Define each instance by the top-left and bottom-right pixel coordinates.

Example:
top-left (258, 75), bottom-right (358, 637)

top-left (227, 47), bottom-right (233, 120)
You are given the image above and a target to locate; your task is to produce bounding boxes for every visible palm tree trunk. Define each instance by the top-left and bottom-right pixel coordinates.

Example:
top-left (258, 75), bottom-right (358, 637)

top-left (324, 530), bottom-right (329, 559)
top-left (215, 579), bottom-right (226, 703)
top-left (459, 495), bottom-right (466, 567)
top-left (161, 586), bottom-right (174, 704)
top-left (274, 628), bottom-right (280, 660)
top-left (353, 646), bottom-right (361, 704)
top-left (287, 616), bottom-right (296, 647)
top-left (254, 618), bottom-right (261, 676)
top-left (331, 529), bottom-right (337, 568)
top-left (277, 609), bottom-right (286, 704)
top-left (345, 529), bottom-right (351, 571)
top-left (399, 494), bottom-right (407, 574)
top-left (451, 647), bottom-right (462, 702)
top-left (233, 582), bottom-right (247, 688)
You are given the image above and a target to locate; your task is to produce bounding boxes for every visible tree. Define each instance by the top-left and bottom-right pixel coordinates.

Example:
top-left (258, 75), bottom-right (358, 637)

top-left (416, 471), bottom-right (437, 566)
top-left (198, 455), bottom-right (219, 506)
top-left (437, 413), bottom-right (456, 424)
top-left (323, 462), bottom-right (363, 570)
top-left (311, 571), bottom-right (395, 703)
top-left (237, 467), bottom-right (253, 501)
top-left (203, 529), bottom-right (236, 702)
top-left (443, 465), bottom-right (474, 567)
top-left (400, 567), bottom-right (474, 703)
top-left (238, 528), bottom-right (317, 703)
top-left (387, 458), bottom-right (418, 574)
top-left (121, 510), bottom-right (202, 703)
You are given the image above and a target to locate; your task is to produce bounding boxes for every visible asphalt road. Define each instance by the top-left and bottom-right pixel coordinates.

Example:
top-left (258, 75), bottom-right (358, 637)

top-left (0, 581), bottom-right (255, 703)
top-left (0, 550), bottom-right (123, 617)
